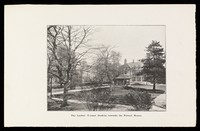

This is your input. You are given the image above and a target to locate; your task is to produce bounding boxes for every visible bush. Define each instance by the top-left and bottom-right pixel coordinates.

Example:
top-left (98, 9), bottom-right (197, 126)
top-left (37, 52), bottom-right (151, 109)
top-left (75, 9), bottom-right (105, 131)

top-left (79, 88), bottom-right (115, 111)
top-left (124, 90), bottom-right (153, 111)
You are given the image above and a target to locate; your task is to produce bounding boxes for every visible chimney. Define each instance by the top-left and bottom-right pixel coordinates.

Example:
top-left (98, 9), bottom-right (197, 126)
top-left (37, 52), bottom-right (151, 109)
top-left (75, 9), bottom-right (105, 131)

top-left (124, 59), bottom-right (127, 65)
top-left (132, 59), bottom-right (134, 63)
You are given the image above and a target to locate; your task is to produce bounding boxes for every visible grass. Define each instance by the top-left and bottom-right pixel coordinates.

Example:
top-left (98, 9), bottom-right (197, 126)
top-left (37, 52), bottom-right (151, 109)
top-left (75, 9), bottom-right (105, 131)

top-left (48, 84), bottom-right (166, 111)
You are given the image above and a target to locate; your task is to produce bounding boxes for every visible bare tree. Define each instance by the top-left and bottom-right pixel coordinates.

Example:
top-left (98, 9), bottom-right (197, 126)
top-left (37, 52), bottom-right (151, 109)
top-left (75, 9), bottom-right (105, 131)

top-left (93, 45), bottom-right (121, 90)
top-left (47, 52), bottom-right (54, 96)
top-left (47, 25), bottom-right (94, 107)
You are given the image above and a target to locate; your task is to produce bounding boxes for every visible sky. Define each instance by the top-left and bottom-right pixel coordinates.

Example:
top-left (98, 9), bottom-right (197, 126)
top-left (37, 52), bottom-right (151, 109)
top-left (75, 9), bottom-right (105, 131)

top-left (88, 25), bottom-right (165, 64)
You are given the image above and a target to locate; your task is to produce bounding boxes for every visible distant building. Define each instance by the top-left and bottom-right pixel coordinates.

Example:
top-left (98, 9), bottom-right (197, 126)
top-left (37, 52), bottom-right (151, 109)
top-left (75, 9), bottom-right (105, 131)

top-left (115, 59), bottom-right (146, 85)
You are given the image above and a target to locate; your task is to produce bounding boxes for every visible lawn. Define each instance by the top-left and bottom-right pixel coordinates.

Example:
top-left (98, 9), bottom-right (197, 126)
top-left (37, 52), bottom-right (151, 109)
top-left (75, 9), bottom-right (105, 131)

top-left (48, 84), bottom-right (166, 111)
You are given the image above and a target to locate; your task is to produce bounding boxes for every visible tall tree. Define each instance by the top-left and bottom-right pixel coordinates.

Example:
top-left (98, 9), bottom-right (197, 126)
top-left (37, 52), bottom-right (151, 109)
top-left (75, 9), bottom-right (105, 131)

top-left (47, 52), bottom-right (54, 97)
top-left (141, 40), bottom-right (166, 91)
top-left (47, 25), bottom-right (93, 106)
top-left (93, 45), bottom-right (121, 88)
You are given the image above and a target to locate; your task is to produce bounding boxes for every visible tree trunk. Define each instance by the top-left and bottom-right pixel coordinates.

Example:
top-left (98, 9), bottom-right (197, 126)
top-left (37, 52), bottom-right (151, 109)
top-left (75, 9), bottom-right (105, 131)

top-left (109, 83), bottom-right (112, 91)
top-left (81, 70), bottom-right (83, 90)
top-left (59, 79), bottom-right (62, 88)
top-left (50, 77), bottom-right (53, 97)
top-left (60, 83), bottom-right (68, 107)
top-left (60, 78), bottom-right (71, 107)
top-left (153, 82), bottom-right (156, 92)
top-left (153, 75), bottom-right (156, 92)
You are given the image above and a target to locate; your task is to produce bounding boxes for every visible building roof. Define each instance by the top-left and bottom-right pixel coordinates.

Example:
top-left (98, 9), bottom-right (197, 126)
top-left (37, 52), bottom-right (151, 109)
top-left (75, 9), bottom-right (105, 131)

top-left (127, 61), bottom-right (143, 68)
top-left (115, 74), bottom-right (130, 79)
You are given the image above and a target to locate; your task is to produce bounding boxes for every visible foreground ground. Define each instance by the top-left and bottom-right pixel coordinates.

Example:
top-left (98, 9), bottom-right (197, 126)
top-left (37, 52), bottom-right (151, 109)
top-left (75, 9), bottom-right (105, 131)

top-left (48, 84), bottom-right (166, 111)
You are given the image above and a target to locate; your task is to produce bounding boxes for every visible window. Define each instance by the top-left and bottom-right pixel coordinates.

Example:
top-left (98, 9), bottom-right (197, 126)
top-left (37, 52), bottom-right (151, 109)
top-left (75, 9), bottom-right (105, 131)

top-left (132, 77), bottom-right (136, 81)
top-left (132, 70), bottom-right (135, 74)
top-left (125, 70), bottom-right (127, 74)
top-left (142, 77), bottom-right (145, 81)
top-left (124, 68), bottom-right (128, 74)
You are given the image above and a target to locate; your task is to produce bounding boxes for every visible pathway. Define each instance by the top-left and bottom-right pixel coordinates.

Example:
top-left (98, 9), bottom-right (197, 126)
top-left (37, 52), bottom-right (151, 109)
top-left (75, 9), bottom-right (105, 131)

top-left (48, 86), bottom-right (110, 96)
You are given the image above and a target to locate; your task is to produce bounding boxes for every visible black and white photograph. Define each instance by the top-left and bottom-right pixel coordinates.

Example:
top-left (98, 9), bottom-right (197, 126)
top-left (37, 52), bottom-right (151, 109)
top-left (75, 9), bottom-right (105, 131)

top-left (47, 25), bottom-right (166, 111)
top-left (5, 5), bottom-right (196, 127)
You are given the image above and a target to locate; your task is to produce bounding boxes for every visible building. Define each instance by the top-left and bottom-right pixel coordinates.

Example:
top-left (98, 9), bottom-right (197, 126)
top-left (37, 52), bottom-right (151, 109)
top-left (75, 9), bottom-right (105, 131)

top-left (115, 59), bottom-right (146, 85)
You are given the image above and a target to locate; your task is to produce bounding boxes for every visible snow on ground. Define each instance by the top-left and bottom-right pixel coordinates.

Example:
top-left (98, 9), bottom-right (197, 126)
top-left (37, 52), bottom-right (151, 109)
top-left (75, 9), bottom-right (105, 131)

top-left (48, 86), bottom-right (110, 96)
top-left (150, 105), bottom-right (166, 111)
top-left (153, 94), bottom-right (166, 108)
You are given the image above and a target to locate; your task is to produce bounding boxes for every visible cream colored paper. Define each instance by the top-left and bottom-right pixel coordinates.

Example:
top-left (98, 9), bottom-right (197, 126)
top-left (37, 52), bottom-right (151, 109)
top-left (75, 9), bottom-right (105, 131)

top-left (4, 5), bottom-right (196, 127)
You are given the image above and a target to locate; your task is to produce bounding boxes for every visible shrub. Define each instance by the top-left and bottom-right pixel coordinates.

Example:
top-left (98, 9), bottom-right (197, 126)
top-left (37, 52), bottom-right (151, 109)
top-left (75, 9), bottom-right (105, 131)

top-left (124, 90), bottom-right (153, 111)
top-left (80, 88), bottom-right (115, 111)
